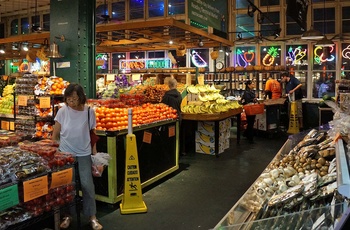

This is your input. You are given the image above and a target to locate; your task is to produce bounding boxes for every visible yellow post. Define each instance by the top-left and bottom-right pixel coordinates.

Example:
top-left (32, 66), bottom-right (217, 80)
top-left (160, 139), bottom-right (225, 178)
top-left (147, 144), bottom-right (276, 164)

top-left (287, 101), bottom-right (299, 134)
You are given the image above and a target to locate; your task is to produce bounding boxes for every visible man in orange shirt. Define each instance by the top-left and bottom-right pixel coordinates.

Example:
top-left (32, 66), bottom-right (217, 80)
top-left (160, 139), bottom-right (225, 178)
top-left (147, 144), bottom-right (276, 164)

top-left (265, 76), bottom-right (282, 99)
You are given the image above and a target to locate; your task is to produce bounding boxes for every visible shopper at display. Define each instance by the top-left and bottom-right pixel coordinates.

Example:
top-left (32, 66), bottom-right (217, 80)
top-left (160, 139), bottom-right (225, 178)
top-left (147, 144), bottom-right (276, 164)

top-left (52, 83), bottom-right (103, 230)
top-left (264, 76), bottom-right (282, 99)
top-left (241, 80), bottom-right (258, 143)
top-left (281, 72), bottom-right (304, 130)
top-left (161, 78), bottom-right (185, 155)
top-left (161, 78), bottom-right (183, 121)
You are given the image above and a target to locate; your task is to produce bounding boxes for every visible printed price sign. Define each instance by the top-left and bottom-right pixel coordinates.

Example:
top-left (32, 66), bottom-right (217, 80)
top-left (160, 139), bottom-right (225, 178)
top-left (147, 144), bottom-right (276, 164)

top-left (168, 126), bottom-right (175, 137)
top-left (0, 184), bottom-right (19, 212)
top-left (1, 121), bottom-right (9, 130)
top-left (39, 97), bottom-right (51, 109)
top-left (23, 175), bottom-right (48, 202)
top-left (10, 122), bottom-right (15, 131)
top-left (143, 131), bottom-right (152, 144)
top-left (17, 95), bottom-right (28, 106)
top-left (50, 168), bottom-right (73, 189)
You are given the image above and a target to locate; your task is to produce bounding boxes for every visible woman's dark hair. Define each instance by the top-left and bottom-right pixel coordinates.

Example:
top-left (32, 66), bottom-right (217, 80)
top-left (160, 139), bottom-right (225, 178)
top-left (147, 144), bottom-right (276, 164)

top-left (64, 83), bottom-right (87, 104)
top-left (245, 80), bottom-right (253, 87)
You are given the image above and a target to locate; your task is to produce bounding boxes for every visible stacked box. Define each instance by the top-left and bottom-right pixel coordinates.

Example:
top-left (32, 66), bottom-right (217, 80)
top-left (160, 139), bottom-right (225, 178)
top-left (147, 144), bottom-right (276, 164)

top-left (196, 119), bottom-right (231, 155)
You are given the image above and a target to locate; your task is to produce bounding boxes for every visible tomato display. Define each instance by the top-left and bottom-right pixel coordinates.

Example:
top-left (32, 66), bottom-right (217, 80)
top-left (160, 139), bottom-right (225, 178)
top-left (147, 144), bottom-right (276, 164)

top-left (95, 103), bottom-right (178, 131)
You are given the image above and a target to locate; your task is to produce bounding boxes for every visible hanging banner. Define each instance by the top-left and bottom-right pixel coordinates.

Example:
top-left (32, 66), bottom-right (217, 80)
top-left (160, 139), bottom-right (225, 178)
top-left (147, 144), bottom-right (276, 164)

top-left (286, 0), bottom-right (308, 31)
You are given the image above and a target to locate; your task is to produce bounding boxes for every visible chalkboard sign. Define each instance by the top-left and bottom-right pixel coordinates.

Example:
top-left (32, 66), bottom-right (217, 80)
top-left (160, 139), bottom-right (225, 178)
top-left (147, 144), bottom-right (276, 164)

top-left (287, 0), bottom-right (308, 31)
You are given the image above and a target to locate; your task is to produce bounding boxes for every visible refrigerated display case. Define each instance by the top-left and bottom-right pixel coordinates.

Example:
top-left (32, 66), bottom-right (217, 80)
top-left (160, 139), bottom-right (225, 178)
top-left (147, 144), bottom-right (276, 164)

top-left (214, 135), bottom-right (350, 229)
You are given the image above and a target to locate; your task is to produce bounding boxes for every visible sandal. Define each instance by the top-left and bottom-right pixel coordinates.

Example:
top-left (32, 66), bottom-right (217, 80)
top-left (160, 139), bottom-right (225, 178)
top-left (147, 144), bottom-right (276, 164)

top-left (60, 216), bottom-right (72, 229)
top-left (90, 219), bottom-right (103, 230)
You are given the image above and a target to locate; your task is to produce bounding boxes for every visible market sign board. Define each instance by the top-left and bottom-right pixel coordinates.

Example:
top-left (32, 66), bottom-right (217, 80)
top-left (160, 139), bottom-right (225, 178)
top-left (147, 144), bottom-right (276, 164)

top-left (120, 58), bottom-right (171, 71)
top-left (188, 0), bottom-right (227, 32)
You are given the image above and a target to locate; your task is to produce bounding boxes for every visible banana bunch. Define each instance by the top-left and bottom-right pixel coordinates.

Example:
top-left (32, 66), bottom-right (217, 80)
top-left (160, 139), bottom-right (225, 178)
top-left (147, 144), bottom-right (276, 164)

top-left (2, 84), bottom-right (15, 97)
top-left (181, 100), bottom-right (241, 114)
top-left (198, 93), bottom-right (224, 102)
top-left (187, 84), bottom-right (220, 94)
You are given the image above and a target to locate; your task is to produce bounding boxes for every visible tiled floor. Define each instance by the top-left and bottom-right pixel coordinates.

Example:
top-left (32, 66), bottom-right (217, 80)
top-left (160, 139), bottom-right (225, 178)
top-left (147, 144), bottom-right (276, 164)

top-left (22, 129), bottom-right (288, 230)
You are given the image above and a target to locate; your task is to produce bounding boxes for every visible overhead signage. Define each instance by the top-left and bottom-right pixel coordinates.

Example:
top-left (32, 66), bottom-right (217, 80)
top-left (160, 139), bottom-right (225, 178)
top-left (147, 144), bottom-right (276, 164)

top-left (188, 0), bottom-right (228, 31)
top-left (119, 58), bottom-right (171, 70)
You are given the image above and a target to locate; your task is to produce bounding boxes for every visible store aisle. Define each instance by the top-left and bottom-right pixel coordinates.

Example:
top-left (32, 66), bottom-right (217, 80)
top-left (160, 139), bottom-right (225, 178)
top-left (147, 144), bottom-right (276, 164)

top-left (90, 131), bottom-right (288, 230)
top-left (27, 130), bottom-right (288, 230)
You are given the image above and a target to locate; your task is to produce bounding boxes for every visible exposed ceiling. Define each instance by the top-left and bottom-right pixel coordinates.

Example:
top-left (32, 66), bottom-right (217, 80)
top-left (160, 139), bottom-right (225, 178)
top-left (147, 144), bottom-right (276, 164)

top-left (0, 0), bottom-right (234, 59)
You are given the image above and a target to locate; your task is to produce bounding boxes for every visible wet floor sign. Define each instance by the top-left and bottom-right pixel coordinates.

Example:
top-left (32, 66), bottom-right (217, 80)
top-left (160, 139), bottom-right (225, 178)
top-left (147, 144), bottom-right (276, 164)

top-left (287, 101), bottom-right (299, 134)
top-left (120, 132), bottom-right (147, 214)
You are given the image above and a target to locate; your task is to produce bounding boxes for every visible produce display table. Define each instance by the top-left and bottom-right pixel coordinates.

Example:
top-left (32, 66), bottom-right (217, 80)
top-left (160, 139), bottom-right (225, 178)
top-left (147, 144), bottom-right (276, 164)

top-left (93, 120), bottom-right (179, 204)
top-left (182, 108), bottom-right (243, 156)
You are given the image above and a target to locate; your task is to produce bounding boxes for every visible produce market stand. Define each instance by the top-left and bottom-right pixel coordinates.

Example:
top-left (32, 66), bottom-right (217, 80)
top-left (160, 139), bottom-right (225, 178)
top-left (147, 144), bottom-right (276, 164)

top-left (93, 119), bottom-right (179, 204)
top-left (181, 108), bottom-right (243, 156)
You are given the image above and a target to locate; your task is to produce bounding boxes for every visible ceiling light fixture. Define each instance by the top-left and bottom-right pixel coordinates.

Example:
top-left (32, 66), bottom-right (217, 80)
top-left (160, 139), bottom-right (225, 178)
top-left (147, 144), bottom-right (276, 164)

top-left (198, 39), bottom-right (203, 47)
top-left (274, 28), bottom-right (282, 39)
top-left (219, 44), bottom-right (223, 52)
top-left (247, 4), bottom-right (257, 17)
top-left (22, 43), bottom-right (29, 52)
top-left (169, 40), bottom-right (173, 45)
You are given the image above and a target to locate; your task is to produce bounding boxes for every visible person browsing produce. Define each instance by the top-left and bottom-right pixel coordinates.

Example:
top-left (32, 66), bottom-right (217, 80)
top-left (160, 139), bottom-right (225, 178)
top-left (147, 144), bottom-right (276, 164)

top-left (241, 80), bottom-right (258, 143)
top-left (52, 83), bottom-right (103, 230)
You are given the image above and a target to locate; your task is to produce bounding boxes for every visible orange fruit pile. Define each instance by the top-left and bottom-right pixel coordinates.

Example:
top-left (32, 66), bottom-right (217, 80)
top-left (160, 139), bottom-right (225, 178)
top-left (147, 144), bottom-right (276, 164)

top-left (95, 103), bottom-right (178, 131)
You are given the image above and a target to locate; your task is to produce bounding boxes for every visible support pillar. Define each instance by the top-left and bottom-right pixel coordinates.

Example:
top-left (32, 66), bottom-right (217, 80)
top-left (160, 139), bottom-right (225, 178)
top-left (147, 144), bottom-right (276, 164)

top-left (50, 0), bottom-right (96, 98)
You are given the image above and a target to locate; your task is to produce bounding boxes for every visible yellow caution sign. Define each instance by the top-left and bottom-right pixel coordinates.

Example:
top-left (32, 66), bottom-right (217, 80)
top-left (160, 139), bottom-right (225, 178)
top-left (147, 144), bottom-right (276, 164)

top-left (287, 101), bottom-right (299, 134)
top-left (120, 133), bottom-right (147, 214)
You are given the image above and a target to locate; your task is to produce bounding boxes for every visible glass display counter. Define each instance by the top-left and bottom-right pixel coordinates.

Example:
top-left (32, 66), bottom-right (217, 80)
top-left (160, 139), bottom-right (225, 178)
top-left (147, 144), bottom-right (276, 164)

top-left (93, 120), bottom-right (179, 204)
top-left (214, 136), bottom-right (350, 229)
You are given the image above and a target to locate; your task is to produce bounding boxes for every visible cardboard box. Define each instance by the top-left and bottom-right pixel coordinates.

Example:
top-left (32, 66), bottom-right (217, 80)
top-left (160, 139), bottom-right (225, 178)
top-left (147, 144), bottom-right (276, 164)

top-left (197, 121), bottom-right (214, 134)
top-left (195, 131), bottom-right (215, 147)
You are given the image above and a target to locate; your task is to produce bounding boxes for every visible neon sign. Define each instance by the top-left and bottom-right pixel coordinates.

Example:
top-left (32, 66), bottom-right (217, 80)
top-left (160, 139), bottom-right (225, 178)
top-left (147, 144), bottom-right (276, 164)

top-left (342, 45), bottom-right (350, 59)
top-left (262, 47), bottom-right (278, 66)
top-left (96, 54), bottom-right (108, 70)
top-left (119, 58), bottom-right (171, 70)
top-left (236, 49), bottom-right (255, 67)
top-left (287, 46), bottom-right (307, 65)
top-left (314, 46), bottom-right (335, 64)
top-left (190, 50), bottom-right (208, 68)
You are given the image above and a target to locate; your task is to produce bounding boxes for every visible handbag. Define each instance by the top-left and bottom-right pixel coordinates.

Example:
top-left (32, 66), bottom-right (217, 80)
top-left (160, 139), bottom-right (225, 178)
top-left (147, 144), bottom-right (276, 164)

top-left (88, 107), bottom-right (99, 148)
top-left (243, 103), bottom-right (265, 116)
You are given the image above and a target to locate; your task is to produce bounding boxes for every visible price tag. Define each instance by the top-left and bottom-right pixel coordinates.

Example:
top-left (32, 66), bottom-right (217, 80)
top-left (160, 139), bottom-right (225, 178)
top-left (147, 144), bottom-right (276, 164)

top-left (143, 131), bottom-right (152, 144)
top-left (106, 74), bottom-right (115, 81)
top-left (1, 121), bottom-right (9, 130)
top-left (9, 122), bottom-right (15, 131)
top-left (23, 175), bottom-right (48, 202)
top-left (168, 126), bottom-right (175, 137)
top-left (0, 184), bottom-right (19, 212)
top-left (50, 168), bottom-right (73, 189)
top-left (17, 95), bottom-right (28, 106)
top-left (39, 97), bottom-right (51, 109)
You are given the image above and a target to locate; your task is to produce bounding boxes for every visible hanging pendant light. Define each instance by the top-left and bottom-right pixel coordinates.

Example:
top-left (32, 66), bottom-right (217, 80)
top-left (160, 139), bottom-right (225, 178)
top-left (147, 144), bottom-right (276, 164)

top-left (316, 35), bottom-right (334, 47)
top-left (301, 27), bottom-right (323, 40)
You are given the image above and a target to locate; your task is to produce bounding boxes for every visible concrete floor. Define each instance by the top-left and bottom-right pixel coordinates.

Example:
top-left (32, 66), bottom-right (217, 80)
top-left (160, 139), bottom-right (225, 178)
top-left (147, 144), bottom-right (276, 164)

top-left (22, 129), bottom-right (288, 230)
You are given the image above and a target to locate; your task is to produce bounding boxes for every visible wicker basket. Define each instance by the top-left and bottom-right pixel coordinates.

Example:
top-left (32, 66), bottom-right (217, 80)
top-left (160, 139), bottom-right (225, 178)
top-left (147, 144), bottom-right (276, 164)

top-left (243, 103), bottom-right (265, 116)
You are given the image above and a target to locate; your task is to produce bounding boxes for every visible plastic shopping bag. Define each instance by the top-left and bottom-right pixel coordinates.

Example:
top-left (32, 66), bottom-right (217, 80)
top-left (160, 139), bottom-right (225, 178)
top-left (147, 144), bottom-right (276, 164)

top-left (91, 152), bottom-right (111, 177)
